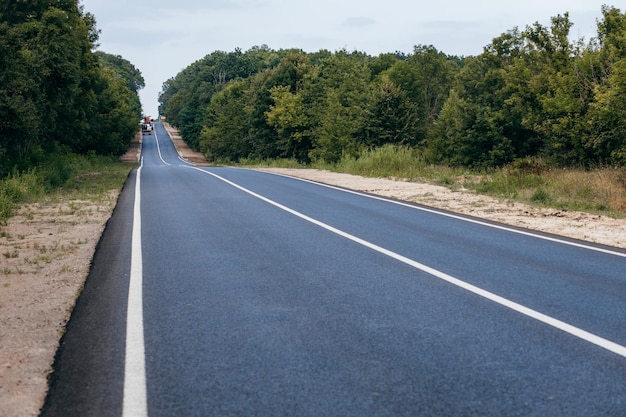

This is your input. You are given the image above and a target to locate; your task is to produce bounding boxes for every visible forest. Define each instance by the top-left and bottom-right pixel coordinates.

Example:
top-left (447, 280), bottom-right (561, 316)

top-left (159, 5), bottom-right (626, 169)
top-left (0, 0), bottom-right (143, 178)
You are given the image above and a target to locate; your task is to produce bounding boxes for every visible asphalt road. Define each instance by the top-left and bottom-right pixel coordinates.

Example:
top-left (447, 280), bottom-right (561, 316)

top-left (42, 122), bottom-right (626, 416)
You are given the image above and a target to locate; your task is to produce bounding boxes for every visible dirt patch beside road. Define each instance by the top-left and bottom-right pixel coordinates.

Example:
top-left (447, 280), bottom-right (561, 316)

top-left (0, 194), bottom-right (120, 417)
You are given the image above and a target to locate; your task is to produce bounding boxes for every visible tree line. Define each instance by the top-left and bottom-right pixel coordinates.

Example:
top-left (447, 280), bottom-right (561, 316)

top-left (0, 0), bottom-right (143, 178)
top-left (159, 5), bottom-right (626, 169)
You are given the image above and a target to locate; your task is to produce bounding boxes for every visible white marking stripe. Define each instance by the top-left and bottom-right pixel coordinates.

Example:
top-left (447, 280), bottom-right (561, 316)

top-left (191, 167), bottom-right (626, 358)
top-left (264, 171), bottom-right (626, 259)
top-left (123, 161), bottom-right (148, 417)
top-left (153, 128), bottom-right (170, 166)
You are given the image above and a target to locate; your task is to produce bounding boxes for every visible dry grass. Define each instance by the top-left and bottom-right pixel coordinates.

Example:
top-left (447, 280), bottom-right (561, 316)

top-left (468, 162), bottom-right (626, 217)
top-left (534, 167), bottom-right (626, 213)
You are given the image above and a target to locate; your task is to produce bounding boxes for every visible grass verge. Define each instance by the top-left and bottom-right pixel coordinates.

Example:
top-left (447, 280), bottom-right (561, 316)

top-left (242, 145), bottom-right (626, 218)
top-left (0, 154), bottom-right (134, 225)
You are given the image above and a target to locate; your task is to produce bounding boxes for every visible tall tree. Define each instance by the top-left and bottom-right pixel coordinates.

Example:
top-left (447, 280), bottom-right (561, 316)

top-left (584, 6), bottom-right (626, 164)
top-left (199, 79), bottom-right (252, 162)
top-left (0, 0), bottom-right (144, 175)
top-left (427, 31), bottom-right (522, 167)
top-left (266, 85), bottom-right (310, 161)
top-left (0, 20), bottom-right (45, 173)
top-left (307, 51), bottom-right (371, 163)
top-left (385, 45), bottom-right (460, 141)
top-left (366, 77), bottom-right (420, 147)
top-left (95, 51), bottom-right (145, 93)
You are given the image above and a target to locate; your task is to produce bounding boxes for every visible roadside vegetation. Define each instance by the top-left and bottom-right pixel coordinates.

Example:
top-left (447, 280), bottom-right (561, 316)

top-left (160, 6), bottom-right (626, 172)
top-left (241, 145), bottom-right (626, 218)
top-left (3, 3), bottom-right (626, 225)
top-left (1, 1), bottom-right (143, 223)
top-left (159, 5), bottom-right (626, 218)
top-left (0, 154), bottom-right (133, 225)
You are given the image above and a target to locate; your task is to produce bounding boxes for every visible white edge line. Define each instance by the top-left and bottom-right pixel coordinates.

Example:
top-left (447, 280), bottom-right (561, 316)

top-left (153, 127), bottom-right (170, 166)
top-left (190, 166), bottom-right (626, 358)
top-left (161, 123), bottom-right (195, 166)
top-left (258, 170), bottom-right (626, 259)
top-left (123, 162), bottom-right (148, 417)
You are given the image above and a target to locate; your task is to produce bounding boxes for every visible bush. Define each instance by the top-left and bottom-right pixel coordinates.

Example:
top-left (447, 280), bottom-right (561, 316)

top-left (0, 171), bottom-right (45, 224)
top-left (530, 188), bottom-right (552, 204)
top-left (42, 155), bottom-right (75, 189)
top-left (333, 145), bottom-right (428, 179)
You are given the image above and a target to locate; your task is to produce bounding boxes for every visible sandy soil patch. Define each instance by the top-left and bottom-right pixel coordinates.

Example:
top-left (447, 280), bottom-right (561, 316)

top-left (0, 194), bottom-right (119, 417)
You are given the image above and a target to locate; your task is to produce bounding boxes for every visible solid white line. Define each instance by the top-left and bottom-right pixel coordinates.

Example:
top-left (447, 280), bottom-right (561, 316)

top-left (153, 128), bottom-right (170, 166)
top-left (123, 162), bottom-right (148, 417)
top-left (189, 167), bottom-right (626, 358)
top-left (158, 123), bottom-right (195, 166)
top-left (261, 170), bottom-right (626, 259)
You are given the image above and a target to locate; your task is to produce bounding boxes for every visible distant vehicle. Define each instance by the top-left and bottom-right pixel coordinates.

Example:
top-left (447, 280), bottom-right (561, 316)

top-left (141, 116), bottom-right (153, 135)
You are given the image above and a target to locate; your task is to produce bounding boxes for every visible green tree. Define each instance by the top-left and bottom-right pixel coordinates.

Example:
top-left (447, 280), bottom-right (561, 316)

top-left (583, 6), bottom-right (626, 164)
top-left (95, 51), bottom-right (145, 93)
top-left (0, 0), bottom-right (143, 175)
top-left (0, 20), bottom-right (45, 174)
top-left (307, 51), bottom-right (371, 163)
top-left (309, 90), bottom-right (362, 163)
top-left (366, 77), bottom-right (420, 147)
top-left (265, 85), bottom-right (310, 162)
top-left (429, 89), bottom-right (512, 167)
top-left (519, 13), bottom-right (590, 164)
top-left (247, 51), bottom-right (312, 160)
top-left (199, 79), bottom-right (252, 161)
top-left (427, 32), bottom-right (521, 167)
top-left (90, 68), bottom-right (141, 155)
top-left (385, 45), bottom-right (460, 141)
top-left (159, 47), bottom-right (280, 149)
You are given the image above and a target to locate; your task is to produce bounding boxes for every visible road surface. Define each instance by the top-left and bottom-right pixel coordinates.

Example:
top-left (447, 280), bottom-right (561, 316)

top-left (42, 122), bottom-right (626, 416)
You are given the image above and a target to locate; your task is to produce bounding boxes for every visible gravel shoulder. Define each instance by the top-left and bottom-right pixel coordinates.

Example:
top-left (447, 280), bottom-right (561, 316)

top-left (1, 125), bottom-right (624, 417)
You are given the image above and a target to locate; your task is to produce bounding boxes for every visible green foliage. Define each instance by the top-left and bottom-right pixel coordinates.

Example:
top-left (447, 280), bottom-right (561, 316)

top-left (95, 51), bottom-right (145, 93)
top-left (90, 68), bottom-right (142, 156)
top-left (0, 152), bottom-right (132, 224)
top-left (332, 144), bottom-right (427, 179)
top-left (424, 7), bottom-right (626, 168)
top-left (583, 7), bottom-right (626, 165)
top-left (159, 47), bottom-right (281, 150)
top-left (0, 0), bottom-right (143, 178)
top-left (366, 78), bottom-right (420, 147)
top-left (159, 6), bottom-right (626, 171)
top-left (266, 85), bottom-right (310, 159)
top-left (306, 52), bottom-right (372, 163)
top-left (530, 188), bottom-right (552, 204)
top-left (384, 45), bottom-right (461, 140)
top-left (199, 79), bottom-right (252, 161)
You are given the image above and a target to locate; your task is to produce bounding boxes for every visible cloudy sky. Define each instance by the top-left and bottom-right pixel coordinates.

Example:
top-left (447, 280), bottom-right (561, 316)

top-left (79, 0), bottom-right (614, 117)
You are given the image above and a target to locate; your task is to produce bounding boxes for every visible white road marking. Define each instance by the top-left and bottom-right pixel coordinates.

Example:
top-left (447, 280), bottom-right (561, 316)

top-left (153, 128), bottom-right (170, 166)
top-left (157, 123), bottom-right (195, 165)
top-left (263, 170), bottom-right (626, 259)
top-left (190, 166), bottom-right (626, 359)
top-left (123, 160), bottom-right (148, 417)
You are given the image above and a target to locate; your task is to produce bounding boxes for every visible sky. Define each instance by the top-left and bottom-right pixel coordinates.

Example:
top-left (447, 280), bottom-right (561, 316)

top-left (79, 0), bottom-right (616, 117)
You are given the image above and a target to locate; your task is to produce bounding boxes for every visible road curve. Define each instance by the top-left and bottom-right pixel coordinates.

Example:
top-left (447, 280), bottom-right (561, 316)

top-left (42, 122), bottom-right (626, 417)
